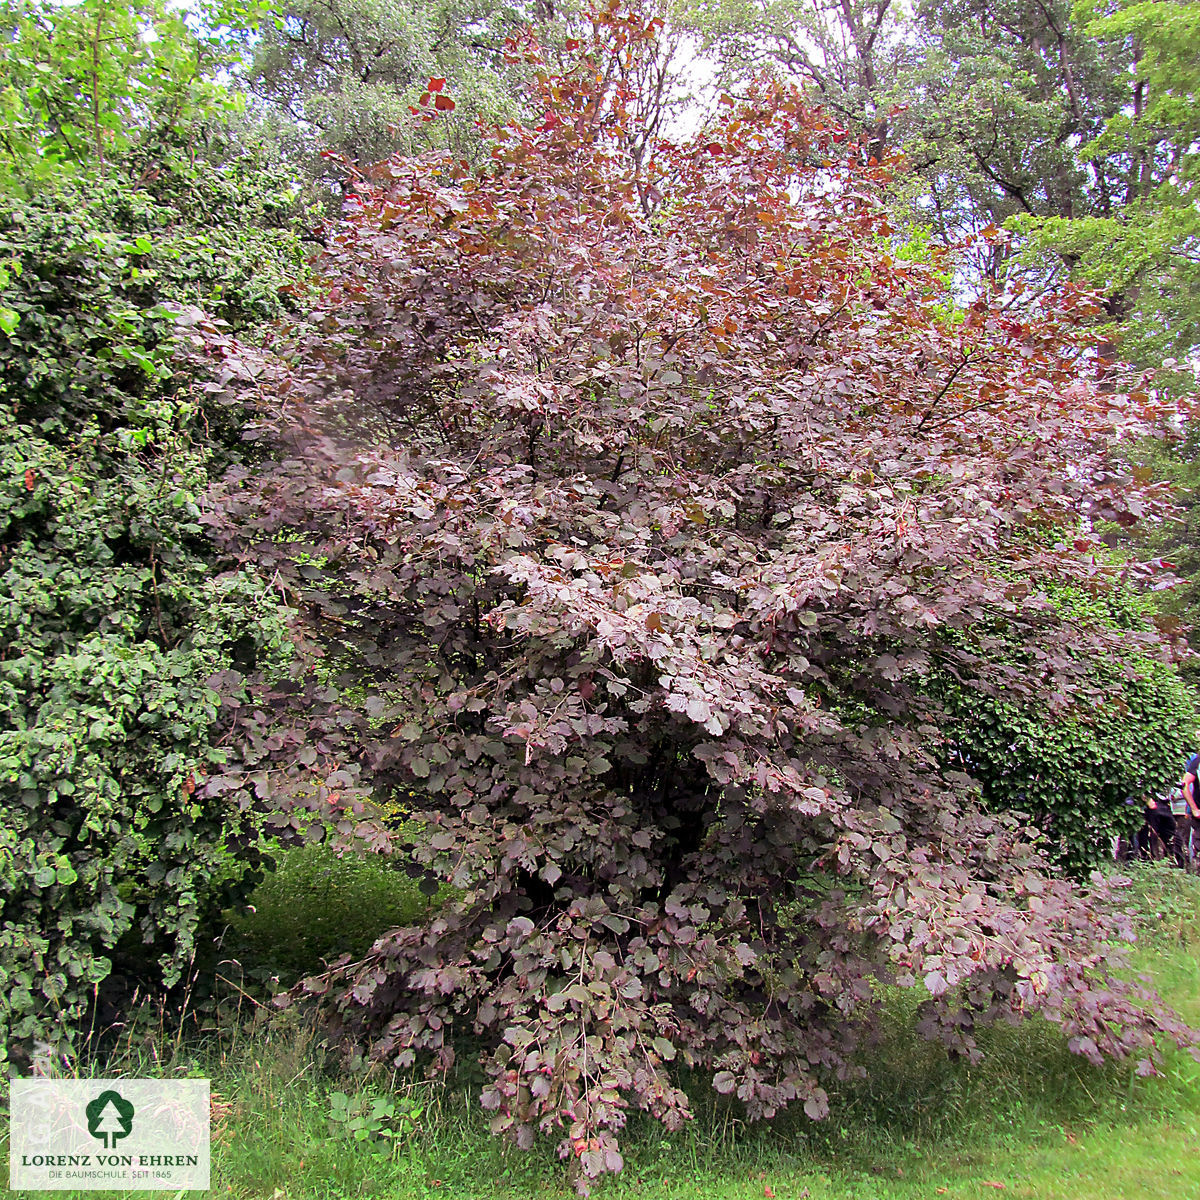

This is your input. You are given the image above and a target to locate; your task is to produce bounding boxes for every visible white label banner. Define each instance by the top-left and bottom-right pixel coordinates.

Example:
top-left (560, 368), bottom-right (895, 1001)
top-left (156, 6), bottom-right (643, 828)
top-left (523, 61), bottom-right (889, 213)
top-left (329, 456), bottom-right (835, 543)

top-left (9, 1078), bottom-right (210, 1191)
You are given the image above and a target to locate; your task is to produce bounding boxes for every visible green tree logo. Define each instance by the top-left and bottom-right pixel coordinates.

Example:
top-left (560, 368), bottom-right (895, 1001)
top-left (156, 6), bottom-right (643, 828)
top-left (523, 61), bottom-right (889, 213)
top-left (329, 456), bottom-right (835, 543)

top-left (85, 1090), bottom-right (134, 1148)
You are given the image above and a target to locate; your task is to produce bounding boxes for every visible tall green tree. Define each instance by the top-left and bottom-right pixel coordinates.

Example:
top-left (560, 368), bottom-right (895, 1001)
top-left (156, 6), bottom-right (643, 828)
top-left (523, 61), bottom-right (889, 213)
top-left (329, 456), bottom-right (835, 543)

top-left (1012, 0), bottom-right (1200, 368)
top-left (245, 0), bottom-right (530, 194)
top-left (0, 0), bottom-right (273, 191)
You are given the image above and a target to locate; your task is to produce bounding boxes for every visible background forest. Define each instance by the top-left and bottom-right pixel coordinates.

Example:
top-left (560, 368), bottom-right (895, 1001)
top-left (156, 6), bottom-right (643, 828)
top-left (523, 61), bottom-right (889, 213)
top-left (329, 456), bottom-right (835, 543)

top-left (1, 0), bottom-right (1200, 1193)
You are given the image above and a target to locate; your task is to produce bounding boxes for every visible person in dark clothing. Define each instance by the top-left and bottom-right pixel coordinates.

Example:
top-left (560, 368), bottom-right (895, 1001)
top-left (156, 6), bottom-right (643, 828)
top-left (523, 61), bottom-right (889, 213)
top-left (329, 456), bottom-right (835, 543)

top-left (1135, 790), bottom-right (1182, 865)
top-left (1128, 787), bottom-right (1185, 864)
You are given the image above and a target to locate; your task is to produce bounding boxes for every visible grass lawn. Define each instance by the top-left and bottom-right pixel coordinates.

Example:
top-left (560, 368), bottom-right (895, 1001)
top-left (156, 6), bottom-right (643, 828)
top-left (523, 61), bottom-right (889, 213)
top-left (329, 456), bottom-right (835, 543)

top-left (7, 861), bottom-right (1200, 1200)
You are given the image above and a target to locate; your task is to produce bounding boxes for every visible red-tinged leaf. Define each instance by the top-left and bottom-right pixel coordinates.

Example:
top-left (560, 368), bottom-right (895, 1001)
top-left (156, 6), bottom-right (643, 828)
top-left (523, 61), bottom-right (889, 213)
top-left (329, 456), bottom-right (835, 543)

top-left (706, 142), bottom-right (723, 155)
top-left (24, 468), bottom-right (35, 490)
top-left (428, 77), bottom-right (445, 91)
top-left (924, 971), bottom-right (948, 997)
top-left (419, 92), bottom-right (431, 105)
top-left (434, 93), bottom-right (456, 111)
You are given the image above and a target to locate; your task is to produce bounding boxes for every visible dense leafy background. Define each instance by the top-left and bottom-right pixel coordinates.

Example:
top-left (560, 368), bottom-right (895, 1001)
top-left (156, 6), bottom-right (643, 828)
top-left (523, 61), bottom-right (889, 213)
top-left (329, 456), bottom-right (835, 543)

top-left (938, 587), bottom-right (1200, 874)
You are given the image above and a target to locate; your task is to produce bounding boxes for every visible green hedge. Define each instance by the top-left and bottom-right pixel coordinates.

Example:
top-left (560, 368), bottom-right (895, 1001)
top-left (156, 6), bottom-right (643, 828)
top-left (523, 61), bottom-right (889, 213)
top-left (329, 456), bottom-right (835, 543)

top-left (0, 163), bottom-right (304, 1066)
top-left (937, 588), bottom-right (1200, 874)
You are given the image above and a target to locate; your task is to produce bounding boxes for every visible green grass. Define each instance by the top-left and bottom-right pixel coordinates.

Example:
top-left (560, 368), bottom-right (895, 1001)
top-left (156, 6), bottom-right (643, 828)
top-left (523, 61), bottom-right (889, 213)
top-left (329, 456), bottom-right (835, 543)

top-left (7, 861), bottom-right (1200, 1199)
top-left (220, 843), bottom-right (443, 985)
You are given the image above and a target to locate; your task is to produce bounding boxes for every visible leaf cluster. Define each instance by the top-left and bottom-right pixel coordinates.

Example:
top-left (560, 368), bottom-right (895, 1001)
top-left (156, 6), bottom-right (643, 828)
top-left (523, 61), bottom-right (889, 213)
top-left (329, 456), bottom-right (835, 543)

top-left (0, 0), bottom-right (273, 192)
top-left (937, 586), bottom-right (1200, 875)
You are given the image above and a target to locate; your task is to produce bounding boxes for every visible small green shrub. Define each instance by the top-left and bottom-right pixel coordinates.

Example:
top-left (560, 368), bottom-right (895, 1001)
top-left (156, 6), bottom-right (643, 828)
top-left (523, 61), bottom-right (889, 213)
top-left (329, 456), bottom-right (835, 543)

top-left (225, 845), bottom-right (438, 982)
top-left (327, 1088), bottom-right (424, 1159)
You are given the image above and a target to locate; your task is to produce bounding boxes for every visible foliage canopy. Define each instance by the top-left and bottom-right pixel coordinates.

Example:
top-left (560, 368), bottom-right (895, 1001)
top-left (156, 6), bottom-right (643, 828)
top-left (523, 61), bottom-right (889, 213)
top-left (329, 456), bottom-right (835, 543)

top-left (0, 0), bottom-right (273, 190)
top-left (685, 0), bottom-right (1200, 369)
top-left (246, 0), bottom-right (529, 194)
top-left (937, 587), bottom-right (1200, 874)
